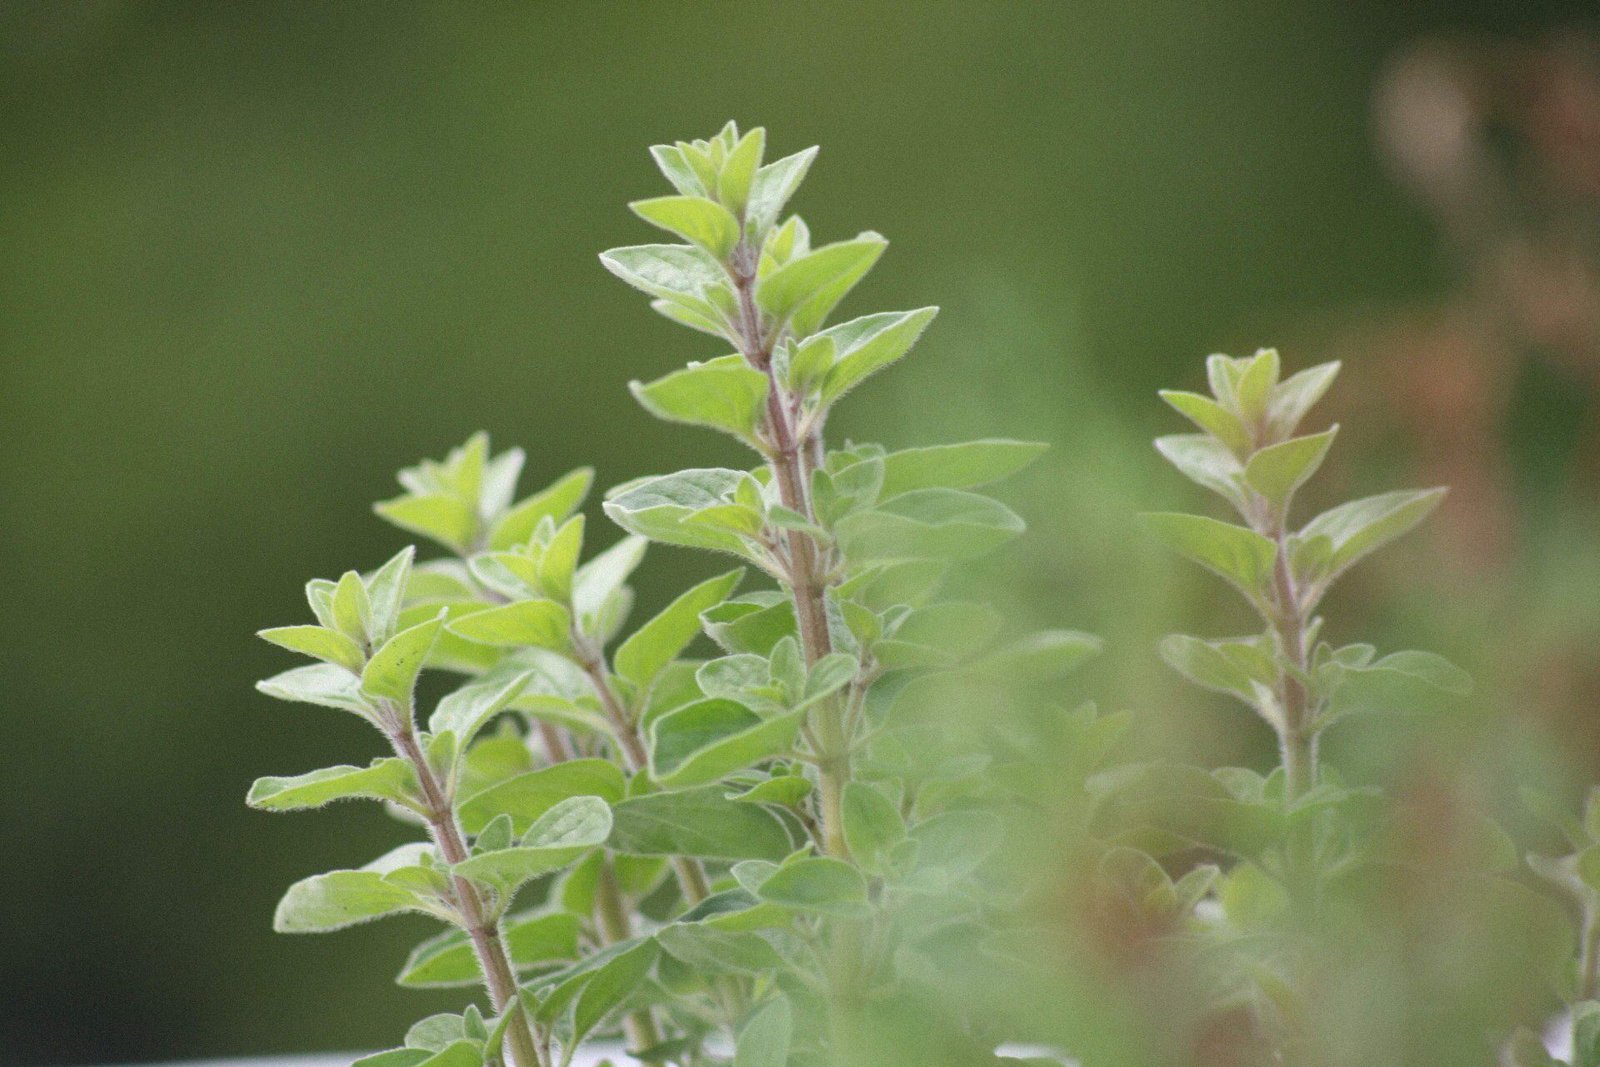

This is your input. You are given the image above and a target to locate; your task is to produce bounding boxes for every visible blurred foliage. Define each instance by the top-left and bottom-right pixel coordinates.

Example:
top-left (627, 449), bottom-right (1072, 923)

top-left (1, 1), bottom-right (1598, 1064)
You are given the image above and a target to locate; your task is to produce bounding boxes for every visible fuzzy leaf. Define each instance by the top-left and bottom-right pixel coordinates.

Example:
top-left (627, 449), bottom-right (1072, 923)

top-left (258, 624), bottom-right (366, 675)
top-left (1298, 488), bottom-right (1446, 578)
top-left (876, 438), bottom-right (1046, 500)
top-left (816, 307), bottom-right (938, 405)
top-left (1142, 512), bottom-right (1277, 601)
top-left (256, 663), bottom-right (374, 718)
top-left (428, 671), bottom-right (534, 750)
top-left (616, 568), bottom-right (745, 688)
top-left (631, 356), bottom-right (769, 443)
top-left (397, 912), bottom-right (581, 988)
top-left (1243, 427), bottom-right (1337, 507)
top-left (835, 488), bottom-right (1024, 563)
top-left (1159, 389), bottom-right (1252, 455)
top-left (734, 997), bottom-right (792, 1067)
top-left (459, 759), bottom-right (627, 836)
top-left (610, 786), bottom-right (795, 860)
top-left (631, 196), bottom-right (739, 258)
top-left (488, 467), bottom-right (594, 552)
top-left (755, 857), bottom-right (870, 917)
top-left (452, 797), bottom-right (614, 896)
top-left (374, 494), bottom-right (478, 556)
top-left (361, 612), bottom-right (446, 705)
top-left (248, 759), bottom-right (419, 812)
top-left (448, 599), bottom-right (572, 652)
top-left (757, 234), bottom-right (887, 332)
top-left (747, 147), bottom-right (817, 233)
top-left (650, 700), bottom-right (805, 788)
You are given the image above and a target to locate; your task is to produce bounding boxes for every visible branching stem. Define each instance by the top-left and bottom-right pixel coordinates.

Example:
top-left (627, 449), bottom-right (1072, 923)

top-left (386, 719), bottom-right (544, 1067)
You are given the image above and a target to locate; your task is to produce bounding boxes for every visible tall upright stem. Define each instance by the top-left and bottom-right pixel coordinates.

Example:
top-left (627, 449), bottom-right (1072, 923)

top-left (1268, 525), bottom-right (1317, 917)
top-left (729, 258), bottom-right (850, 859)
top-left (388, 723), bottom-right (544, 1067)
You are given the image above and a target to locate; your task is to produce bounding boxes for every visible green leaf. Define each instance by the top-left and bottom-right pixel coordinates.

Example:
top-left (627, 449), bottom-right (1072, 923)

top-left (616, 568), bottom-right (745, 688)
top-left (599, 243), bottom-right (725, 306)
top-left (649, 143), bottom-right (707, 198)
top-left (842, 782), bottom-right (906, 875)
top-left (1159, 389), bottom-right (1252, 455)
top-left (488, 467), bottom-right (594, 552)
top-left (604, 468), bottom-right (758, 560)
top-left (734, 997), bottom-right (792, 1067)
top-left (755, 856), bottom-right (870, 917)
top-left (256, 663), bottom-right (374, 719)
top-left (1360, 650), bottom-right (1472, 695)
top-left (816, 307), bottom-right (938, 406)
top-left (835, 488), bottom-right (1024, 563)
top-left (571, 939), bottom-right (661, 1049)
top-left (365, 546), bottom-right (416, 645)
top-left (610, 786), bottom-right (795, 860)
top-left (1298, 488), bottom-right (1446, 578)
top-left (361, 612), bottom-right (446, 705)
top-left (452, 797), bottom-right (614, 896)
top-left (447, 599), bottom-right (572, 652)
top-left (459, 759), bottom-right (627, 835)
top-left (1159, 634), bottom-right (1275, 707)
top-left (728, 775), bottom-right (813, 806)
top-left (650, 699), bottom-right (805, 788)
top-left (631, 196), bottom-right (739, 258)
top-left (656, 921), bottom-right (783, 974)
top-left (258, 624), bottom-right (366, 675)
top-left (718, 127), bottom-right (765, 216)
top-left (428, 671), bottom-right (534, 750)
top-left (876, 438), bottom-right (1046, 500)
top-left (630, 356), bottom-right (770, 443)
top-left (1154, 434), bottom-right (1245, 505)
top-left (1243, 427), bottom-right (1337, 506)
top-left (273, 847), bottom-right (435, 933)
top-left (1267, 360), bottom-right (1340, 438)
top-left (756, 234), bottom-right (887, 332)
top-left (1142, 512), bottom-right (1277, 601)
top-left (702, 595), bottom-right (798, 656)
top-left (1233, 347), bottom-right (1280, 422)
top-left (331, 570), bottom-right (372, 642)
top-left (248, 758), bottom-right (419, 812)
top-left (746, 146), bottom-right (817, 233)
top-left (572, 533), bottom-right (648, 631)
top-left (398, 911), bottom-right (581, 988)
top-left (374, 494), bottom-right (478, 556)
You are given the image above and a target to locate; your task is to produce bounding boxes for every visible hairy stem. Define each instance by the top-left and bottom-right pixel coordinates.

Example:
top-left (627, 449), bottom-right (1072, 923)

top-left (1266, 522), bottom-right (1319, 919)
top-left (575, 648), bottom-right (714, 904)
top-left (729, 258), bottom-right (852, 859)
top-left (388, 722), bottom-right (544, 1067)
top-left (594, 862), bottom-right (665, 1066)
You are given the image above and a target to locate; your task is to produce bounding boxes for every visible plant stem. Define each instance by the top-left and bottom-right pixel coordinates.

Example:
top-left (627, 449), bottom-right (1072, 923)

top-left (594, 861), bottom-right (665, 1066)
top-left (387, 722), bottom-right (544, 1067)
top-left (574, 648), bottom-right (715, 905)
top-left (729, 258), bottom-right (852, 860)
top-left (1267, 525), bottom-right (1318, 914)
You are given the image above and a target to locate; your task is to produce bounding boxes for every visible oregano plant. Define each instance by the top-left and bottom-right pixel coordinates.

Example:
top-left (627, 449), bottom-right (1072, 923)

top-left (251, 124), bottom-right (1578, 1067)
top-left (252, 123), bottom-right (1094, 1067)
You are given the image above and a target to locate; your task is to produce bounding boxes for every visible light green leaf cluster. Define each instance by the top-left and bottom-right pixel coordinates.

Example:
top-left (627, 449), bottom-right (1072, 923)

top-left (1148, 349), bottom-right (1462, 735)
top-left (254, 124), bottom-right (1107, 1067)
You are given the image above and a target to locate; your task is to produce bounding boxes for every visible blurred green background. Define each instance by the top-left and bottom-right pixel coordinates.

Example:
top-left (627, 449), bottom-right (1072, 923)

top-left (3, 2), bottom-right (1597, 1063)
